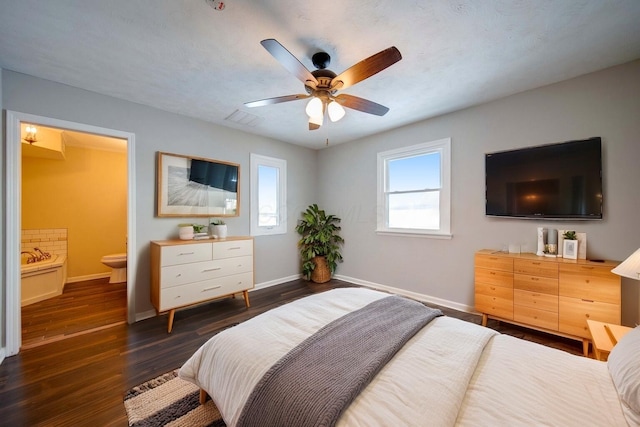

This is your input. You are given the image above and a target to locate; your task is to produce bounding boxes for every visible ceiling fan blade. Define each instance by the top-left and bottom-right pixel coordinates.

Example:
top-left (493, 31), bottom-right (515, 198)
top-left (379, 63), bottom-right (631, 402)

top-left (245, 94), bottom-right (310, 108)
top-left (261, 39), bottom-right (318, 88)
top-left (330, 46), bottom-right (402, 90)
top-left (334, 94), bottom-right (390, 116)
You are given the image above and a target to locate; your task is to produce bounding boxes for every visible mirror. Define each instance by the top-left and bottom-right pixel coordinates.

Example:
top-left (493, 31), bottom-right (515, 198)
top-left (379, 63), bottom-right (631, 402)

top-left (157, 152), bottom-right (240, 217)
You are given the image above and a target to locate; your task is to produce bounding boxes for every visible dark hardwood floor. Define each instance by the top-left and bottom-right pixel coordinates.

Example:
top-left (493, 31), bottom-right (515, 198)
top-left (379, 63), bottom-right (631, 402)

top-left (21, 278), bottom-right (127, 349)
top-left (1, 279), bottom-right (584, 426)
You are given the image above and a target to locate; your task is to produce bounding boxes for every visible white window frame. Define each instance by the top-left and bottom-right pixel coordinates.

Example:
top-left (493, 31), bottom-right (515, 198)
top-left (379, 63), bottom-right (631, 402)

top-left (376, 138), bottom-right (452, 239)
top-left (250, 153), bottom-right (287, 236)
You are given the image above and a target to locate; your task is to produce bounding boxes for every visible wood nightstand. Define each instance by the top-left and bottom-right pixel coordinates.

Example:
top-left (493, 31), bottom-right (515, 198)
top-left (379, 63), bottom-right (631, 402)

top-left (586, 319), bottom-right (633, 361)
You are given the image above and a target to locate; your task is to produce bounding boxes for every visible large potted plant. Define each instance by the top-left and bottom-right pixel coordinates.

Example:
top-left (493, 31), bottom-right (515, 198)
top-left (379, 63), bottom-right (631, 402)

top-left (295, 204), bottom-right (344, 283)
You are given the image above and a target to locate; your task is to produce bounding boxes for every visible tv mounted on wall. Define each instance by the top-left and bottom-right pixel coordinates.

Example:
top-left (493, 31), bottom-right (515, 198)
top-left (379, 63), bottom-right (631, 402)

top-left (485, 137), bottom-right (603, 220)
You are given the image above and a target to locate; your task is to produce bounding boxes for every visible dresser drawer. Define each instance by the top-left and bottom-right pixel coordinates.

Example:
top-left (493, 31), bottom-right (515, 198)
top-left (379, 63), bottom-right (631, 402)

top-left (160, 256), bottom-right (253, 288)
top-left (514, 289), bottom-right (558, 312)
top-left (212, 239), bottom-right (253, 259)
top-left (559, 296), bottom-right (621, 338)
top-left (514, 305), bottom-right (558, 331)
top-left (514, 274), bottom-right (558, 294)
top-left (475, 294), bottom-right (513, 320)
top-left (559, 265), bottom-right (620, 304)
top-left (475, 282), bottom-right (513, 320)
top-left (158, 272), bottom-right (254, 311)
top-left (514, 259), bottom-right (558, 278)
top-left (475, 268), bottom-right (513, 288)
top-left (475, 254), bottom-right (513, 272)
top-left (160, 243), bottom-right (212, 267)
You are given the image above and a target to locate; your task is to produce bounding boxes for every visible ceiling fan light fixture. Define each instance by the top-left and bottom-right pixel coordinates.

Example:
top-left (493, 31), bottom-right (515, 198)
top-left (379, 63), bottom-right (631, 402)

top-left (305, 97), bottom-right (323, 118)
top-left (328, 100), bottom-right (346, 122)
top-left (309, 114), bottom-right (323, 127)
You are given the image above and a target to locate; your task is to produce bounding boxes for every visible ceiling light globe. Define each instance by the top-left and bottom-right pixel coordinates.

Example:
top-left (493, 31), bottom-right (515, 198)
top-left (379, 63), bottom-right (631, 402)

top-left (309, 114), bottom-right (323, 126)
top-left (305, 97), bottom-right (323, 117)
top-left (328, 101), bottom-right (346, 122)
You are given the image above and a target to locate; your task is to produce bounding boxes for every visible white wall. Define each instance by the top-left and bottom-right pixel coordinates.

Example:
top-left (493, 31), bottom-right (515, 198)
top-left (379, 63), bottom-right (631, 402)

top-left (318, 60), bottom-right (640, 326)
top-left (1, 71), bottom-right (318, 318)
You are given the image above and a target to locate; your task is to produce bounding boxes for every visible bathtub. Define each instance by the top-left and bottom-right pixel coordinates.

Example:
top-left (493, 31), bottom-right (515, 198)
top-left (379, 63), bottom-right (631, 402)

top-left (21, 254), bottom-right (68, 306)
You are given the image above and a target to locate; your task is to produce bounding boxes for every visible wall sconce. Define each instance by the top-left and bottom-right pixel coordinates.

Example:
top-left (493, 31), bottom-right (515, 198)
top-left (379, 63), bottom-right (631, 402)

top-left (24, 125), bottom-right (38, 144)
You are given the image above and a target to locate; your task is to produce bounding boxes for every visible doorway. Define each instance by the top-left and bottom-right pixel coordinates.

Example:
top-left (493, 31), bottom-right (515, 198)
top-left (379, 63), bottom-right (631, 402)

top-left (5, 111), bottom-right (137, 357)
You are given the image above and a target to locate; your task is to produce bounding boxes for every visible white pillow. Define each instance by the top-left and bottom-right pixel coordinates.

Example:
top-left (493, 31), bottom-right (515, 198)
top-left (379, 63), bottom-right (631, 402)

top-left (608, 325), bottom-right (640, 425)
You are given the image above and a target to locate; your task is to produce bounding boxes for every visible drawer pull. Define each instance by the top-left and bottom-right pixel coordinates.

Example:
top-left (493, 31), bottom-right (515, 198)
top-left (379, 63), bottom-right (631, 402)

top-left (532, 262), bottom-right (541, 265)
top-left (489, 272), bottom-right (496, 275)
top-left (531, 277), bottom-right (539, 281)
top-left (582, 298), bottom-right (594, 303)
top-left (202, 285), bottom-right (222, 292)
top-left (582, 266), bottom-right (594, 270)
top-left (179, 252), bottom-right (195, 256)
top-left (229, 247), bottom-right (242, 250)
top-left (488, 257), bottom-right (498, 260)
top-left (202, 267), bottom-right (222, 272)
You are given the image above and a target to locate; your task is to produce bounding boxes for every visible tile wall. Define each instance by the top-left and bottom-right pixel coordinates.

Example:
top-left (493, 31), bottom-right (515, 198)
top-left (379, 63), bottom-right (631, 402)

top-left (21, 228), bottom-right (68, 257)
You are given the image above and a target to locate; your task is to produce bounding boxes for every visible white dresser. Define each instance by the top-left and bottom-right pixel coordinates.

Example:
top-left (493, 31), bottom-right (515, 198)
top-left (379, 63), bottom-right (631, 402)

top-left (150, 237), bottom-right (254, 332)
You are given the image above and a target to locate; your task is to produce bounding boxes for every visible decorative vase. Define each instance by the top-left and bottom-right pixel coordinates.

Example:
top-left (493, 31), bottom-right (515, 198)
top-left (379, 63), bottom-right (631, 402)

top-left (178, 225), bottom-right (194, 240)
top-left (536, 227), bottom-right (545, 256)
top-left (212, 224), bottom-right (228, 239)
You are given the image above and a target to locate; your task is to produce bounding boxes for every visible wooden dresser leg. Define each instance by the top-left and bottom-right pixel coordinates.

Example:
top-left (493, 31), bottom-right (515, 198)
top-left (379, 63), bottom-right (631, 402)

top-left (243, 290), bottom-right (251, 308)
top-left (199, 389), bottom-right (208, 404)
top-left (582, 339), bottom-right (590, 357)
top-left (167, 309), bottom-right (175, 333)
top-left (481, 313), bottom-right (488, 327)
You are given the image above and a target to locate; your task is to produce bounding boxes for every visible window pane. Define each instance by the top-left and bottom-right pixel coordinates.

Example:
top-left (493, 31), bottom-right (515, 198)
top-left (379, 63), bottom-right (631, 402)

top-left (388, 191), bottom-right (440, 229)
top-left (258, 165), bottom-right (278, 226)
top-left (388, 152), bottom-right (440, 192)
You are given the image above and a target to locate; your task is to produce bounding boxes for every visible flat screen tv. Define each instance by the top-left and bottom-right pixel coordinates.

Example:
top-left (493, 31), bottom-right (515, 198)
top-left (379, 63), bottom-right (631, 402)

top-left (485, 137), bottom-right (603, 220)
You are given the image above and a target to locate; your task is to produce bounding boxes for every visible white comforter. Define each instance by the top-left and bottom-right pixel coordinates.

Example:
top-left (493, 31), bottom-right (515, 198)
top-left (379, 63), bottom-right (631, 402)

top-left (179, 287), bottom-right (628, 426)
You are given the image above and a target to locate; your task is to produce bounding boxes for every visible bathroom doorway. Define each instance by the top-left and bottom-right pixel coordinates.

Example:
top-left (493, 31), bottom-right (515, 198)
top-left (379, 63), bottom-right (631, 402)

top-left (20, 125), bottom-right (128, 348)
top-left (5, 111), bottom-right (137, 357)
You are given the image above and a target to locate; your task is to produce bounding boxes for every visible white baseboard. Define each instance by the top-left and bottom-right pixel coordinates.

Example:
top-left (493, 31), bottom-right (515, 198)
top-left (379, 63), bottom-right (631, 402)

top-left (253, 274), bottom-right (302, 291)
top-left (66, 272), bottom-right (111, 283)
top-left (0, 347), bottom-right (5, 365)
top-left (334, 274), bottom-right (476, 314)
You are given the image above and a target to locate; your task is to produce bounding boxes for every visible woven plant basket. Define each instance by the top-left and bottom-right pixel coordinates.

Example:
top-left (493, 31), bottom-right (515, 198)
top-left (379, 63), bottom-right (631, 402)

top-left (310, 256), bottom-right (331, 283)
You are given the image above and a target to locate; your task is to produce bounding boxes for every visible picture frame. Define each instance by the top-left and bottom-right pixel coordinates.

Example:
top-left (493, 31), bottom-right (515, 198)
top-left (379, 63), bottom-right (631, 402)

top-left (157, 152), bottom-right (240, 217)
top-left (563, 240), bottom-right (578, 260)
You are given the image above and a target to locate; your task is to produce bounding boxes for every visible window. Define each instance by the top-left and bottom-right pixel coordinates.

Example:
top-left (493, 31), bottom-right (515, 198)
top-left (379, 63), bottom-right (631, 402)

top-left (251, 154), bottom-right (287, 236)
top-left (377, 138), bottom-right (451, 238)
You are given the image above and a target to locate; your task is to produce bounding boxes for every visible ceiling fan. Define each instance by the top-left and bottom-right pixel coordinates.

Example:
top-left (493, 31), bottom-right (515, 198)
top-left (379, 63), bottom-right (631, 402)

top-left (245, 39), bottom-right (402, 130)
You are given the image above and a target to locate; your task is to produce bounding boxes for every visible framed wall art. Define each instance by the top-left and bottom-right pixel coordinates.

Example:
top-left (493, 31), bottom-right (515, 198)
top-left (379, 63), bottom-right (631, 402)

top-left (157, 152), bottom-right (240, 217)
top-left (563, 239), bottom-right (578, 260)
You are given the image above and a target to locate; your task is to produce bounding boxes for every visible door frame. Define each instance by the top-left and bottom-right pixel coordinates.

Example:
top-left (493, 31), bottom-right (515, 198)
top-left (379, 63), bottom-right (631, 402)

top-left (4, 110), bottom-right (137, 357)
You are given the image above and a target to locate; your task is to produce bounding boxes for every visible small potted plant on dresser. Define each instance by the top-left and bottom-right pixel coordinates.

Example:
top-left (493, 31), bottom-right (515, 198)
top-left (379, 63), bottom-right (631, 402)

top-left (295, 204), bottom-right (344, 283)
top-left (209, 219), bottom-right (228, 238)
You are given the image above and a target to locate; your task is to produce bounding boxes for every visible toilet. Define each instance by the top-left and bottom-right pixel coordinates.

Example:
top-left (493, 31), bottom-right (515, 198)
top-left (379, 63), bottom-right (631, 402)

top-left (101, 253), bottom-right (127, 283)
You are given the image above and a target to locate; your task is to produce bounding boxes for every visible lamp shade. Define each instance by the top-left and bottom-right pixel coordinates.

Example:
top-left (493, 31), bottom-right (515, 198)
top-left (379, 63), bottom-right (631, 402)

top-left (308, 114), bottom-right (323, 127)
top-left (305, 97), bottom-right (323, 118)
top-left (327, 100), bottom-right (346, 122)
top-left (611, 248), bottom-right (640, 280)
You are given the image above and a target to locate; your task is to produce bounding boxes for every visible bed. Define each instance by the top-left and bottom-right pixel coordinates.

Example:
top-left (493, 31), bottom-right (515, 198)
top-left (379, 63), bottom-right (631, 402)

top-left (179, 287), bottom-right (639, 426)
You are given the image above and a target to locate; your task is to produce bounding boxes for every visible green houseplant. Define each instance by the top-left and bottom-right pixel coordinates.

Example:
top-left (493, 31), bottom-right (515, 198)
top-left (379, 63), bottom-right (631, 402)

top-left (295, 204), bottom-right (344, 283)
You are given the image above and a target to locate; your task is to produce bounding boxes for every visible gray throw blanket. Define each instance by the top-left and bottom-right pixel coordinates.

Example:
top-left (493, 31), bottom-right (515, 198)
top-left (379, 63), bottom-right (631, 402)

top-left (236, 295), bottom-right (443, 427)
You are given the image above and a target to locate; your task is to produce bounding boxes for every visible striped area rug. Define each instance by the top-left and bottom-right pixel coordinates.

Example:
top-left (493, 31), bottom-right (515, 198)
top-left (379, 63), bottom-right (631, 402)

top-left (124, 370), bottom-right (226, 427)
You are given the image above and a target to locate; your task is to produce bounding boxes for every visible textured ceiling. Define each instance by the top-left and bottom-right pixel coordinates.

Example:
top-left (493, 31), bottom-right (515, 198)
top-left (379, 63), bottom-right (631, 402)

top-left (1, 1), bottom-right (640, 149)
